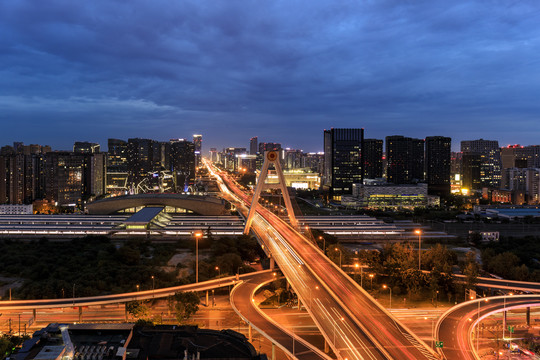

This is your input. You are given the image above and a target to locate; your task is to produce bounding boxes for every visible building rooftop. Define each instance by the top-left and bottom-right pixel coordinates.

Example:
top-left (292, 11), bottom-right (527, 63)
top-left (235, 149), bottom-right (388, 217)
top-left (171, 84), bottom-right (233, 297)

top-left (124, 206), bottom-right (165, 224)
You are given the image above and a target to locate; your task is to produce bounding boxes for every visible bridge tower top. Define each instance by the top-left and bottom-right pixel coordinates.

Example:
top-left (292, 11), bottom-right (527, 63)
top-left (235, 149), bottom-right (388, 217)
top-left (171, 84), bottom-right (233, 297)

top-left (243, 151), bottom-right (298, 234)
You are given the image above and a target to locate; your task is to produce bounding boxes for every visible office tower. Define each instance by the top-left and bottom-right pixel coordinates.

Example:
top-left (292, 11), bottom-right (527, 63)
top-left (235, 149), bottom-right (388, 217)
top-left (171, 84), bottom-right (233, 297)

top-left (209, 148), bottom-right (218, 163)
top-left (73, 142), bottom-right (100, 154)
top-left (283, 149), bottom-right (303, 170)
top-left (193, 134), bottom-right (202, 168)
top-left (323, 128), bottom-right (364, 197)
top-left (219, 147), bottom-right (247, 171)
top-left (461, 139), bottom-right (501, 189)
top-left (425, 136), bottom-right (451, 195)
top-left (250, 137), bottom-right (258, 155)
top-left (461, 153), bottom-right (482, 191)
top-left (0, 145), bottom-right (48, 205)
top-left (170, 139), bottom-right (195, 191)
top-left (43, 152), bottom-right (105, 206)
top-left (303, 152), bottom-right (324, 174)
top-left (127, 138), bottom-right (155, 185)
top-left (363, 139), bottom-right (383, 179)
top-left (108, 139), bottom-right (128, 172)
top-left (385, 135), bottom-right (424, 184)
top-left (259, 142), bottom-right (281, 153)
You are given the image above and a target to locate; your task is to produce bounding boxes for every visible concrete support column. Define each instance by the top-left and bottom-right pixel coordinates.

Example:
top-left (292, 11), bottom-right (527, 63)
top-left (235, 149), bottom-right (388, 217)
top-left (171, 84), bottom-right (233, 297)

top-left (248, 324), bottom-right (253, 342)
top-left (324, 339), bottom-right (329, 353)
top-left (270, 257), bottom-right (275, 270)
top-left (33, 308), bottom-right (36, 320)
top-left (124, 303), bottom-right (128, 321)
top-left (206, 291), bottom-right (209, 307)
top-left (271, 343), bottom-right (275, 360)
top-left (78, 307), bottom-right (82, 322)
top-left (526, 307), bottom-right (531, 326)
top-left (298, 299), bottom-right (301, 310)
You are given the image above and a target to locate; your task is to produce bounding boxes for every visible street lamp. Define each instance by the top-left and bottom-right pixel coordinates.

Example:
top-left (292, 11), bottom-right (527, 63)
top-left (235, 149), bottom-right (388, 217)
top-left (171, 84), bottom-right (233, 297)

top-left (194, 231), bottom-right (203, 283)
top-left (334, 247), bottom-right (342, 268)
top-left (215, 266), bottom-right (221, 287)
top-left (136, 284), bottom-right (140, 292)
top-left (369, 274), bottom-right (374, 290)
top-left (382, 284), bottom-right (392, 309)
top-left (415, 229), bottom-right (422, 271)
top-left (477, 298), bottom-right (488, 352)
top-left (318, 236), bottom-right (325, 255)
top-left (502, 292), bottom-right (513, 341)
top-left (424, 316), bottom-right (435, 348)
top-left (151, 275), bottom-right (155, 298)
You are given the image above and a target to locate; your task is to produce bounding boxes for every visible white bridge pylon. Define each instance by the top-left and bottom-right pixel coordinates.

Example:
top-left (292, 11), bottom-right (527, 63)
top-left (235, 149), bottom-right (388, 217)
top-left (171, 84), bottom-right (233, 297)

top-left (243, 151), bottom-right (298, 235)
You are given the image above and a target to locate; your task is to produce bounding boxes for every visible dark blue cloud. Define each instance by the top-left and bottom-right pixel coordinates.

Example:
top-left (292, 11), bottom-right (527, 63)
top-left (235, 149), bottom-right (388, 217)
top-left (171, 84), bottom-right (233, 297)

top-left (1, 0), bottom-right (539, 151)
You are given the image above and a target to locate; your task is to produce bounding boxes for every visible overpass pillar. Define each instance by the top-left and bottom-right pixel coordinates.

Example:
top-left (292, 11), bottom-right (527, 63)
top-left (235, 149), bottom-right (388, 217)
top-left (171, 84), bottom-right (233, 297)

top-left (206, 291), bottom-right (209, 307)
top-left (124, 303), bottom-right (128, 321)
top-left (324, 339), bottom-right (329, 353)
top-left (33, 308), bottom-right (36, 320)
top-left (270, 257), bottom-right (275, 270)
top-left (526, 307), bottom-right (531, 326)
top-left (271, 343), bottom-right (275, 360)
top-left (248, 324), bottom-right (253, 342)
top-left (78, 307), bottom-right (82, 322)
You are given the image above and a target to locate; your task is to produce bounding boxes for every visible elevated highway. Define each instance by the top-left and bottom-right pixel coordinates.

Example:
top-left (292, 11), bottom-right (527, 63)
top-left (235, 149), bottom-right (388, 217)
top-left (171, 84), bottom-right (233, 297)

top-left (436, 295), bottom-right (540, 359)
top-left (206, 160), bottom-right (439, 360)
top-left (231, 270), bottom-right (331, 360)
top-left (0, 271), bottom-right (266, 311)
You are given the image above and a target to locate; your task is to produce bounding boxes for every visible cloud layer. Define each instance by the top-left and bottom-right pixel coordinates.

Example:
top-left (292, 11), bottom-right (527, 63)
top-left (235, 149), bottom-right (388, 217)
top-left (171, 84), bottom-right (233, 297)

top-left (1, 0), bottom-right (539, 151)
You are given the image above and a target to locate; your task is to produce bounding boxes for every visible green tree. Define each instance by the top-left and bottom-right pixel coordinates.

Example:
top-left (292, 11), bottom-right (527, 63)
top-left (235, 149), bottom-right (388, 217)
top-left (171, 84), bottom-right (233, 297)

top-left (167, 291), bottom-right (200, 323)
top-left (126, 301), bottom-right (150, 319)
top-left (463, 251), bottom-right (479, 291)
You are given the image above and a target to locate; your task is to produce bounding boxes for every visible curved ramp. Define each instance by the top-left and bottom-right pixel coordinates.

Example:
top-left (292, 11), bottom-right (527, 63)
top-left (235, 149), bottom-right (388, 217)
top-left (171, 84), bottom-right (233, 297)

top-left (230, 271), bottom-right (331, 360)
top-left (436, 295), bottom-right (540, 360)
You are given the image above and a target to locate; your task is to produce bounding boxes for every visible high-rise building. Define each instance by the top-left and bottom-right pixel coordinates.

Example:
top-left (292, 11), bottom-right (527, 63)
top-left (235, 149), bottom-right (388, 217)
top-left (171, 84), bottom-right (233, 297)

top-left (461, 153), bottom-right (482, 191)
top-left (250, 137), bottom-right (258, 155)
top-left (461, 139), bottom-right (501, 189)
top-left (209, 148), bottom-right (218, 163)
top-left (170, 139), bottom-right (195, 191)
top-left (363, 139), bottom-right (383, 179)
top-left (73, 142), bottom-right (100, 154)
top-left (0, 145), bottom-right (48, 205)
top-left (259, 142), bottom-right (281, 153)
top-left (43, 152), bottom-right (106, 206)
top-left (323, 128), bottom-right (364, 197)
top-left (193, 134), bottom-right (202, 168)
top-left (385, 135), bottom-right (424, 184)
top-left (108, 139), bottom-right (128, 172)
top-left (425, 136), bottom-right (451, 195)
top-left (127, 138), bottom-right (155, 185)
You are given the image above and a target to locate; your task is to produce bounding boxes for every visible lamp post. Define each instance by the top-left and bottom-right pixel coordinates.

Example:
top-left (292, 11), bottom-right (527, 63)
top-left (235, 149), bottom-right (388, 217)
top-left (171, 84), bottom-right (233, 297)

top-left (136, 284), bottom-right (140, 292)
top-left (502, 293), bottom-right (513, 341)
top-left (477, 298), bottom-right (488, 352)
top-left (334, 247), bottom-right (342, 268)
top-left (382, 284), bottom-right (392, 309)
top-left (369, 274), bottom-right (374, 290)
top-left (318, 236), bottom-right (325, 255)
top-left (194, 231), bottom-right (203, 283)
top-left (151, 275), bottom-right (155, 298)
top-left (215, 266), bottom-right (221, 287)
top-left (415, 229), bottom-right (422, 271)
top-left (425, 316), bottom-right (435, 348)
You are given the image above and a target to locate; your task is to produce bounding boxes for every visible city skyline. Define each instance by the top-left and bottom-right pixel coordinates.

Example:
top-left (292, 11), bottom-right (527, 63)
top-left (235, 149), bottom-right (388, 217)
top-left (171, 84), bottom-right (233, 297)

top-left (2, 1), bottom-right (540, 151)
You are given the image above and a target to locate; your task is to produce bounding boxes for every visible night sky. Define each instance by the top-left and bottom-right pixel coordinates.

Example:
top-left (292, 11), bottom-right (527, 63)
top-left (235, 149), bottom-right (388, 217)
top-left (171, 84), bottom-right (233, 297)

top-left (1, 1), bottom-right (539, 152)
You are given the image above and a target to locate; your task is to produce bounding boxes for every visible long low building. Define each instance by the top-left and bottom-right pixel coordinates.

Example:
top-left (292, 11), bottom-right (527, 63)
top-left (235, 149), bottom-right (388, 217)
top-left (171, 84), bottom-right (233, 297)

top-left (0, 213), bottom-right (452, 241)
top-left (0, 214), bottom-right (244, 239)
